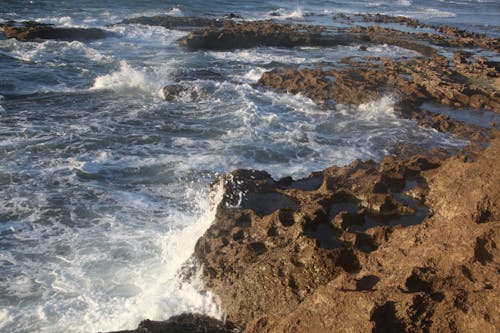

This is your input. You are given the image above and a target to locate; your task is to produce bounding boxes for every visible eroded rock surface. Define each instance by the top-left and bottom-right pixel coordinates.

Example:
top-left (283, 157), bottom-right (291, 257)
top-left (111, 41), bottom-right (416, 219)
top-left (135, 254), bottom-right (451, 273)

top-left (192, 150), bottom-right (460, 326)
top-left (258, 52), bottom-right (499, 113)
top-left (192, 136), bottom-right (499, 332)
top-left (0, 20), bottom-right (115, 41)
top-left (185, 15), bottom-right (499, 332)
top-left (243, 136), bottom-right (500, 333)
top-left (114, 13), bottom-right (499, 333)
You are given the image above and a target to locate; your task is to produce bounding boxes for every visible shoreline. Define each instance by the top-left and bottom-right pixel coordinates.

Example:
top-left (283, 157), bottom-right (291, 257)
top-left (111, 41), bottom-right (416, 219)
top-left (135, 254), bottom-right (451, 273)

top-left (3, 10), bottom-right (498, 333)
top-left (109, 12), bottom-right (498, 333)
top-left (171, 13), bottom-right (499, 333)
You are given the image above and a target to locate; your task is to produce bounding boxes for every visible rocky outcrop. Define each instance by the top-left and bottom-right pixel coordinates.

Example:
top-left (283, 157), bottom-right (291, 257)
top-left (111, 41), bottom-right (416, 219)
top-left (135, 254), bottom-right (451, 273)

top-left (185, 14), bottom-right (499, 333)
top-left (0, 21), bottom-right (115, 41)
top-left (104, 313), bottom-right (239, 333)
top-left (258, 52), bottom-right (499, 113)
top-left (356, 14), bottom-right (500, 51)
top-left (118, 15), bottom-right (224, 30)
top-left (192, 135), bottom-right (499, 332)
top-left (192, 151), bottom-right (452, 326)
top-left (242, 136), bottom-right (500, 333)
top-left (113, 13), bottom-right (499, 333)
top-left (179, 20), bottom-right (355, 50)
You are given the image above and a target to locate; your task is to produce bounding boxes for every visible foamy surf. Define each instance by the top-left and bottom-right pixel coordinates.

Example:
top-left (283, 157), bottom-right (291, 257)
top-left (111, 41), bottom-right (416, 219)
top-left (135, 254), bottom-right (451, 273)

top-left (0, 179), bottom-right (224, 333)
top-left (90, 59), bottom-right (178, 93)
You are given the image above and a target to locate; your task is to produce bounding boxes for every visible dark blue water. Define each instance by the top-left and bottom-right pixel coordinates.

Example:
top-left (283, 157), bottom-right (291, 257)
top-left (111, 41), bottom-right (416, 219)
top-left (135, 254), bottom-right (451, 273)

top-left (0, 1), bottom-right (496, 332)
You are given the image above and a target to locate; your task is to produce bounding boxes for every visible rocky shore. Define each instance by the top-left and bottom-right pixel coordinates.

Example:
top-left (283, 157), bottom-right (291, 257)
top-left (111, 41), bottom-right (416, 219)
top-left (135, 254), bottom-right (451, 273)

top-left (178, 14), bottom-right (499, 333)
top-left (7, 12), bottom-right (496, 333)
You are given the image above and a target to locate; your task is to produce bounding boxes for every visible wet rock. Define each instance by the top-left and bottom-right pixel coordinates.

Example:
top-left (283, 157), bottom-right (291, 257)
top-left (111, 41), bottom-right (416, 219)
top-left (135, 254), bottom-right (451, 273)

top-left (179, 20), bottom-right (354, 50)
top-left (258, 52), bottom-right (499, 118)
top-left (0, 20), bottom-right (115, 41)
top-left (118, 15), bottom-right (224, 30)
top-left (104, 313), bottom-right (239, 333)
top-left (161, 84), bottom-right (199, 101)
top-left (357, 14), bottom-right (500, 51)
top-left (226, 13), bottom-right (244, 20)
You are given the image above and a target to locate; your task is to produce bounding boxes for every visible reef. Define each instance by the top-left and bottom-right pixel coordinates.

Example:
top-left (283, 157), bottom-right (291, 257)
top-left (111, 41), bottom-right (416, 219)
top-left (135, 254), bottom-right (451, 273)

top-left (117, 15), bottom-right (225, 30)
top-left (0, 20), bottom-right (115, 41)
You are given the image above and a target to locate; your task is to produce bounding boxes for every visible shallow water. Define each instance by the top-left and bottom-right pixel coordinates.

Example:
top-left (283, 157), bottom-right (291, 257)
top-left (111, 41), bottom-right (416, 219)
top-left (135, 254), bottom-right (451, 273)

top-left (0, 1), bottom-right (495, 332)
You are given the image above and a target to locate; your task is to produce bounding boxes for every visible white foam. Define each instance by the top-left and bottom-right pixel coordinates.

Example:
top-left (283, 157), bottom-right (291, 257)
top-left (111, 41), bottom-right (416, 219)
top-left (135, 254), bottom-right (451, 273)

top-left (273, 7), bottom-right (304, 19)
top-left (91, 60), bottom-right (149, 91)
top-left (37, 16), bottom-right (76, 27)
top-left (354, 95), bottom-right (397, 120)
top-left (166, 6), bottom-right (184, 17)
top-left (0, 176), bottom-right (224, 332)
top-left (243, 67), bottom-right (267, 83)
top-left (0, 309), bottom-right (13, 330)
top-left (212, 49), bottom-right (307, 65)
top-left (386, 7), bottom-right (456, 19)
top-left (2, 38), bottom-right (113, 64)
top-left (90, 60), bottom-right (177, 93)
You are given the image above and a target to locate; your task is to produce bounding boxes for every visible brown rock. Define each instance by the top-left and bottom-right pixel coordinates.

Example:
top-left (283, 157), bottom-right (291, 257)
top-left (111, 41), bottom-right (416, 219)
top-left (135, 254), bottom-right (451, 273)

top-left (241, 138), bottom-right (500, 332)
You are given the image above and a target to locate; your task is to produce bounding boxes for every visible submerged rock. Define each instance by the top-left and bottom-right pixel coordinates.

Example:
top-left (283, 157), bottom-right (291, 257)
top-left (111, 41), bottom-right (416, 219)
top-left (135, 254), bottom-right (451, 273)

top-left (104, 313), bottom-right (239, 333)
top-left (118, 15), bottom-right (224, 30)
top-left (0, 20), bottom-right (115, 41)
top-left (161, 84), bottom-right (200, 101)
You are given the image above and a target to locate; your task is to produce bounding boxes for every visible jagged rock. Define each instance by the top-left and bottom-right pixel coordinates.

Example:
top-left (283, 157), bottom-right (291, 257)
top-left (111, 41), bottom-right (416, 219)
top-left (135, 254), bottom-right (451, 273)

top-left (0, 20), bottom-right (115, 41)
top-left (242, 137), bottom-right (500, 333)
top-left (192, 151), bottom-right (450, 326)
top-left (104, 313), bottom-right (239, 333)
top-left (358, 14), bottom-right (500, 51)
top-left (257, 52), bottom-right (500, 122)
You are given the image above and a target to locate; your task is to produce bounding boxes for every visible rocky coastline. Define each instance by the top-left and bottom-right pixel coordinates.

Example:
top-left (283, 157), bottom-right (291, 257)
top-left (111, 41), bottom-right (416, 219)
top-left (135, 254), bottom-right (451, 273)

top-left (3, 12), bottom-right (497, 333)
top-left (174, 14), bottom-right (499, 333)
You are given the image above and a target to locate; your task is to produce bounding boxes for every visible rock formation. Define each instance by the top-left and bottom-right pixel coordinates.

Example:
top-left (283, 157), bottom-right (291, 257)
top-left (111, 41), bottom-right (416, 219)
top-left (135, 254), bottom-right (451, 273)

top-left (0, 21), bottom-right (115, 41)
top-left (186, 13), bottom-right (499, 333)
top-left (117, 15), bottom-right (224, 30)
top-left (114, 13), bottom-right (499, 333)
top-left (178, 20), bottom-right (353, 50)
top-left (104, 313), bottom-right (239, 333)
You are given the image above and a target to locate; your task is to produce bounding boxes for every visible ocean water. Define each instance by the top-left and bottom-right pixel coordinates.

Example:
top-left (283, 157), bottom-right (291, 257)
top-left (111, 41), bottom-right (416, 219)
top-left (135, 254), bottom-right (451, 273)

top-left (0, 1), bottom-right (496, 332)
